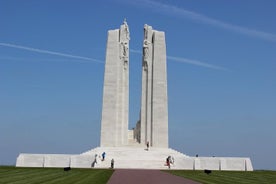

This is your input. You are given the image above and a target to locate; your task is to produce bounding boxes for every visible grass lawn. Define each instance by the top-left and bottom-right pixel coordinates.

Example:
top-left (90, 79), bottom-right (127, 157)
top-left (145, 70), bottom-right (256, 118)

top-left (166, 170), bottom-right (276, 184)
top-left (1, 166), bottom-right (276, 184)
top-left (0, 166), bottom-right (113, 184)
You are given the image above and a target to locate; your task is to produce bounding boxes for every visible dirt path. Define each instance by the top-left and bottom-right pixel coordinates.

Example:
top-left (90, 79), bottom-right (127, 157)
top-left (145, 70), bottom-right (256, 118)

top-left (107, 169), bottom-right (201, 184)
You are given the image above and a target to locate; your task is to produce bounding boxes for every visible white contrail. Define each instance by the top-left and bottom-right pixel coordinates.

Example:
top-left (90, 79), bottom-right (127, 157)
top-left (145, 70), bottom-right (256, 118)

top-left (0, 42), bottom-right (103, 63)
top-left (167, 56), bottom-right (227, 71)
top-left (0, 43), bottom-right (226, 70)
top-left (130, 49), bottom-right (227, 71)
top-left (126, 0), bottom-right (276, 42)
top-left (0, 56), bottom-right (100, 64)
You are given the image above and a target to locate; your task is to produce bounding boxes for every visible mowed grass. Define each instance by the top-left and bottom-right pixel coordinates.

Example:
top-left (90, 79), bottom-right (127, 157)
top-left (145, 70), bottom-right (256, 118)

top-left (1, 166), bottom-right (276, 184)
top-left (0, 166), bottom-right (113, 184)
top-left (166, 170), bottom-right (276, 184)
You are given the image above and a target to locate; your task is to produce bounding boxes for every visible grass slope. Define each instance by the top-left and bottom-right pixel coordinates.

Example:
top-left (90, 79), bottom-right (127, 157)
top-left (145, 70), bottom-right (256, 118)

top-left (0, 166), bottom-right (113, 184)
top-left (166, 170), bottom-right (276, 184)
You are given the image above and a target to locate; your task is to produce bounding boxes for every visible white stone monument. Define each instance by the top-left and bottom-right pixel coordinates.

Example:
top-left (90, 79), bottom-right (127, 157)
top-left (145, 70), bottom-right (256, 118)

top-left (15, 20), bottom-right (253, 171)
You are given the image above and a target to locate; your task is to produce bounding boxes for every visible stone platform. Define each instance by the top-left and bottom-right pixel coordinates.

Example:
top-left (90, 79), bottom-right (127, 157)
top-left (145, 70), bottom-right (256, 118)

top-left (16, 147), bottom-right (253, 171)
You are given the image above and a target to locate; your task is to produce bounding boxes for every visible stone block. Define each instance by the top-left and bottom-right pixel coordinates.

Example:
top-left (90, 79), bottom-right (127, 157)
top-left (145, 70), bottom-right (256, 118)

top-left (220, 157), bottom-right (246, 171)
top-left (245, 158), bottom-right (254, 171)
top-left (16, 154), bottom-right (44, 167)
top-left (194, 157), bottom-right (220, 170)
top-left (70, 155), bottom-right (94, 168)
top-left (43, 154), bottom-right (71, 168)
top-left (175, 158), bottom-right (194, 170)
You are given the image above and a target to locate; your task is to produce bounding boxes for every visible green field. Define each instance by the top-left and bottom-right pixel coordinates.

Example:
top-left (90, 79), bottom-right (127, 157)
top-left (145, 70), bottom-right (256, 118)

top-left (166, 170), bottom-right (276, 184)
top-left (1, 166), bottom-right (276, 184)
top-left (0, 166), bottom-right (113, 184)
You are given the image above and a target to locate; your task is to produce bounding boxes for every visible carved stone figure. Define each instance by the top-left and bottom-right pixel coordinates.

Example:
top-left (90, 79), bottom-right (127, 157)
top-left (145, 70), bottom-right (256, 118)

top-left (143, 40), bottom-right (149, 60)
top-left (119, 19), bottom-right (130, 70)
top-left (144, 24), bottom-right (148, 40)
top-left (143, 24), bottom-right (151, 71)
top-left (143, 60), bottom-right (148, 71)
top-left (123, 19), bottom-right (130, 40)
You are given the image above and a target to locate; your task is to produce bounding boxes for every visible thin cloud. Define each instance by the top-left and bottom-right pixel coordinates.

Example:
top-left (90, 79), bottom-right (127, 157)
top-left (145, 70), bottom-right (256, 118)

top-left (0, 43), bottom-right (227, 70)
top-left (0, 42), bottom-right (103, 63)
top-left (128, 0), bottom-right (276, 42)
top-left (167, 56), bottom-right (228, 71)
top-left (0, 56), bottom-right (100, 64)
top-left (130, 49), bottom-right (227, 71)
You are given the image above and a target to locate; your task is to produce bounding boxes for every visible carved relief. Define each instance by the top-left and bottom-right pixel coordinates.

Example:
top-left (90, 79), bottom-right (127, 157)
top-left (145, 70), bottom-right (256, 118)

top-left (143, 40), bottom-right (149, 59)
top-left (143, 24), bottom-right (151, 71)
top-left (143, 60), bottom-right (148, 71)
top-left (123, 18), bottom-right (130, 40)
top-left (120, 19), bottom-right (130, 70)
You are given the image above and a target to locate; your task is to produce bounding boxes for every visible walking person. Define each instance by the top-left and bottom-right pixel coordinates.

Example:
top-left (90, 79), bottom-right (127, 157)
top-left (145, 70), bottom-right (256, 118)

top-left (102, 152), bottom-right (106, 161)
top-left (111, 158), bottom-right (114, 169)
top-left (91, 154), bottom-right (98, 167)
top-left (166, 156), bottom-right (170, 169)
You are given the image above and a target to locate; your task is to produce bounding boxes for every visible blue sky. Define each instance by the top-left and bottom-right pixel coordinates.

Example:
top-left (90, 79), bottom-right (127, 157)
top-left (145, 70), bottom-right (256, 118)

top-left (0, 0), bottom-right (275, 170)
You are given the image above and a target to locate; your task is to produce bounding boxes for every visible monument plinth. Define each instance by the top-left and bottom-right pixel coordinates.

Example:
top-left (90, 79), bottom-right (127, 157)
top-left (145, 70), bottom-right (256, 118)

top-left (16, 20), bottom-right (253, 171)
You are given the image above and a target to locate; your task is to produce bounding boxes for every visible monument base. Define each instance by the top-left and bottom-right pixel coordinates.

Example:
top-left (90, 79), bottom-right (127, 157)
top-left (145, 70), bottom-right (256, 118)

top-left (16, 147), bottom-right (253, 171)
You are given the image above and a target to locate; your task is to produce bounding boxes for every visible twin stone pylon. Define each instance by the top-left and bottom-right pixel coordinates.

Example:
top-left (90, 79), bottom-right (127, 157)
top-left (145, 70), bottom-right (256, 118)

top-left (100, 21), bottom-right (168, 148)
top-left (100, 20), bottom-right (130, 147)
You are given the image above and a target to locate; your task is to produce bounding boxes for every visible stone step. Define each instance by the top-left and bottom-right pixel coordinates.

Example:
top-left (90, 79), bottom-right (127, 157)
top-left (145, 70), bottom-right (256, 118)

top-left (79, 147), bottom-right (190, 170)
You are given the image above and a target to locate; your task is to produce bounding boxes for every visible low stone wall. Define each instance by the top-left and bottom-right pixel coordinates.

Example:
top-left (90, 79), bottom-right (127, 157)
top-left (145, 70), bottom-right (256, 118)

top-left (44, 154), bottom-right (71, 168)
top-left (172, 156), bottom-right (252, 171)
top-left (16, 150), bottom-right (253, 171)
top-left (16, 154), bottom-right (44, 167)
top-left (70, 155), bottom-right (94, 168)
top-left (16, 154), bottom-right (93, 168)
top-left (220, 157), bottom-right (253, 171)
top-left (194, 157), bottom-right (220, 170)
